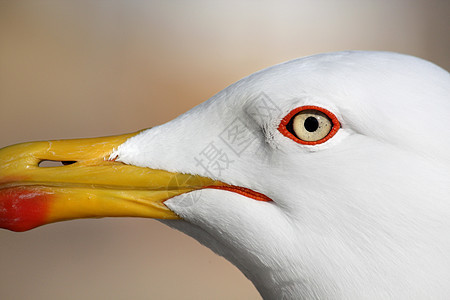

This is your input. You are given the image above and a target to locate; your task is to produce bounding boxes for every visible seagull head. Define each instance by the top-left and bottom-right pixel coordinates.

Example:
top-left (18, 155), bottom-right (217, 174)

top-left (1, 51), bottom-right (449, 299)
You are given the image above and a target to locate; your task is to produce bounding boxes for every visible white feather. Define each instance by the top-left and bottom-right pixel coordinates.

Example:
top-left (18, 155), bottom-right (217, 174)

top-left (112, 51), bottom-right (450, 299)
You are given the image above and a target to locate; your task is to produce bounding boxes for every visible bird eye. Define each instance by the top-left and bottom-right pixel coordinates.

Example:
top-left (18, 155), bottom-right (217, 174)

top-left (278, 106), bottom-right (340, 145)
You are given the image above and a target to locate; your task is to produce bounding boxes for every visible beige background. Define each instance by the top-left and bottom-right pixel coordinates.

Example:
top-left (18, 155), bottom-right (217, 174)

top-left (0, 1), bottom-right (449, 299)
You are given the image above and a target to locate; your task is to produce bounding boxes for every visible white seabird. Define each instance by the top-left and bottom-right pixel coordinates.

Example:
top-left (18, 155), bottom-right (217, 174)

top-left (1, 51), bottom-right (449, 299)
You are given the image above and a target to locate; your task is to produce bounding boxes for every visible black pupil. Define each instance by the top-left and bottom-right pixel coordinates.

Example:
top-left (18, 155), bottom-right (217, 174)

top-left (304, 116), bottom-right (319, 132)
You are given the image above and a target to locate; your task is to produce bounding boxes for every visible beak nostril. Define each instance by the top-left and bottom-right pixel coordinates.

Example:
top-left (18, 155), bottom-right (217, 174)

top-left (38, 160), bottom-right (77, 168)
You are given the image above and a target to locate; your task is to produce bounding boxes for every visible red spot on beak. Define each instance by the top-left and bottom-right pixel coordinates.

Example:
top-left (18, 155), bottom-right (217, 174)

top-left (0, 187), bottom-right (51, 232)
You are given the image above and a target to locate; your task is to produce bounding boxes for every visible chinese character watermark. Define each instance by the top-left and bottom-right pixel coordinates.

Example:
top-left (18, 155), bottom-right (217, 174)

top-left (245, 92), bottom-right (281, 123)
top-left (219, 118), bottom-right (257, 157)
top-left (194, 141), bottom-right (234, 177)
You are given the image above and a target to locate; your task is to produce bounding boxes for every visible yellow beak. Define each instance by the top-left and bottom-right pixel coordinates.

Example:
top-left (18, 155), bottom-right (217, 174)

top-left (0, 131), bottom-right (224, 232)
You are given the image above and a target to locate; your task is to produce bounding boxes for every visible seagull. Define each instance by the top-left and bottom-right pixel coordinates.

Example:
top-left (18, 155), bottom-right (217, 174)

top-left (1, 51), bottom-right (449, 299)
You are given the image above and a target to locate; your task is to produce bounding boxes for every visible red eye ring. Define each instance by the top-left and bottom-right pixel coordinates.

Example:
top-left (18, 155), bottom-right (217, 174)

top-left (278, 106), bottom-right (340, 145)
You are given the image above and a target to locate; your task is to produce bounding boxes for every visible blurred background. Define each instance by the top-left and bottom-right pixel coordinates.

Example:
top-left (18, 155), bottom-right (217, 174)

top-left (0, 0), bottom-right (449, 299)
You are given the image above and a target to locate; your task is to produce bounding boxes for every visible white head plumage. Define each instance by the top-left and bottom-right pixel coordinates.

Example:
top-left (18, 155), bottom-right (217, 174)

top-left (111, 51), bottom-right (450, 299)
